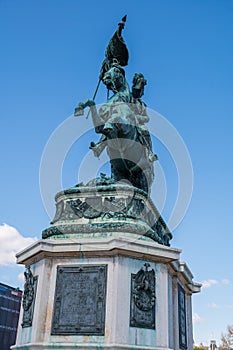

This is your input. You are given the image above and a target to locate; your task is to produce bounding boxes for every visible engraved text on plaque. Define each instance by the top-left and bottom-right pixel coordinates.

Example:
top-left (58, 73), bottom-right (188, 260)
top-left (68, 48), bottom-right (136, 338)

top-left (51, 265), bottom-right (107, 335)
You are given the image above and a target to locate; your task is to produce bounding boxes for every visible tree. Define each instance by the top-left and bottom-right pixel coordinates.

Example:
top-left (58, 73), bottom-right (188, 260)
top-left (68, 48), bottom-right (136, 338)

top-left (221, 325), bottom-right (233, 349)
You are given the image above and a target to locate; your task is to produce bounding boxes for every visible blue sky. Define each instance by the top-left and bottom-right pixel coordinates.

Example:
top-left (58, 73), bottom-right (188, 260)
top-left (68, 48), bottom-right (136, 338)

top-left (0, 0), bottom-right (233, 346)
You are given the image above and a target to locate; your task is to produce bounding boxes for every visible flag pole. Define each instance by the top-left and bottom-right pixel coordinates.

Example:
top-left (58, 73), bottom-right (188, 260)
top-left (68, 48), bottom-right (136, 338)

top-left (85, 15), bottom-right (128, 119)
top-left (86, 78), bottom-right (101, 119)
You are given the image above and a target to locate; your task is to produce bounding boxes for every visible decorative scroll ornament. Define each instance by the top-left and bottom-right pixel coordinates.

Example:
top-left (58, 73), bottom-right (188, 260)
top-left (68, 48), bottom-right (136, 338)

top-left (130, 263), bottom-right (156, 329)
top-left (133, 263), bottom-right (155, 311)
top-left (22, 266), bottom-right (38, 328)
top-left (42, 180), bottom-right (172, 246)
top-left (178, 284), bottom-right (187, 349)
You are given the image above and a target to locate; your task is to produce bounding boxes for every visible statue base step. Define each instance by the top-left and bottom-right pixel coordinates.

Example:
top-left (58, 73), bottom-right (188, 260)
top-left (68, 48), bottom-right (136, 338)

top-left (12, 343), bottom-right (176, 350)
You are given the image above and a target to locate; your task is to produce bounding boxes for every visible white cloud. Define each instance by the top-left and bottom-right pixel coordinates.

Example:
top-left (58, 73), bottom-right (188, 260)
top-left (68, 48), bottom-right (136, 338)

top-left (202, 279), bottom-right (218, 288)
top-left (225, 304), bottom-right (233, 309)
top-left (207, 303), bottom-right (220, 309)
top-left (222, 279), bottom-right (230, 285)
top-left (193, 313), bottom-right (205, 324)
top-left (17, 272), bottom-right (25, 283)
top-left (201, 278), bottom-right (231, 289)
top-left (0, 223), bottom-right (37, 266)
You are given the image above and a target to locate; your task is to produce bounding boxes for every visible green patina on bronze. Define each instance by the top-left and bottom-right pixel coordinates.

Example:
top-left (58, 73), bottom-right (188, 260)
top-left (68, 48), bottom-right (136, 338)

top-left (42, 178), bottom-right (172, 246)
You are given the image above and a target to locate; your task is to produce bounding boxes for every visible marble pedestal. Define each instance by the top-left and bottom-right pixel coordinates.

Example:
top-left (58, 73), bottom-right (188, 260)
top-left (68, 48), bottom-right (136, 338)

top-left (13, 235), bottom-right (200, 350)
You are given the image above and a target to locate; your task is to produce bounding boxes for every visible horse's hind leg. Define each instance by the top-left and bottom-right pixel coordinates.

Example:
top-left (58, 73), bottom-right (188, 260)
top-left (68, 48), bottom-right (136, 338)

top-left (110, 162), bottom-right (123, 182)
top-left (130, 170), bottom-right (148, 194)
top-left (110, 160), bottom-right (132, 185)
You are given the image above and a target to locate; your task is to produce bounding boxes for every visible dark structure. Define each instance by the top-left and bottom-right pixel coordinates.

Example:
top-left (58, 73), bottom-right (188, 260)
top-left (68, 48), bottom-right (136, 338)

top-left (0, 282), bottom-right (22, 350)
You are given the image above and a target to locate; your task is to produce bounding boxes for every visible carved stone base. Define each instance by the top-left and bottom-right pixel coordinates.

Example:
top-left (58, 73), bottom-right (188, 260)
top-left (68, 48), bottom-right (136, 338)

top-left (42, 182), bottom-right (172, 246)
top-left (13, 236), bottom-right (201, 350)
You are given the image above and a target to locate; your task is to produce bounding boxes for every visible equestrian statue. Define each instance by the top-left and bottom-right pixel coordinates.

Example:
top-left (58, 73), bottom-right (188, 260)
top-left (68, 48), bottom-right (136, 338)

top-left (74, 16), bottom-right (157, 194)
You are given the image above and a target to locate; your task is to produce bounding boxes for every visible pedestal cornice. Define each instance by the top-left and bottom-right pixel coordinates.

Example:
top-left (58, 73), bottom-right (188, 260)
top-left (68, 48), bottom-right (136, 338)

top-left (16, 235), bottom-right (181, 266)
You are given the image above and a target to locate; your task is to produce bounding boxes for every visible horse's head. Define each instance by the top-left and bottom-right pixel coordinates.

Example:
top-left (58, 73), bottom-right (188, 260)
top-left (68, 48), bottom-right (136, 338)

top-left (132, 73), bottom-right (147, 99)
top-left (103, 65), bottom-right (126, 93)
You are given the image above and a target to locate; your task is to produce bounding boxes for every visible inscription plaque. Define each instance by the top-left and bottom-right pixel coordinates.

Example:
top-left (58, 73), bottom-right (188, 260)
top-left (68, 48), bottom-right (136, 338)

top-left (178, 284), bottom-right (187, 350)
top-left (51, 265), bottom-right (107, 335)
top-left (130, 263), bottom-right (155, 329)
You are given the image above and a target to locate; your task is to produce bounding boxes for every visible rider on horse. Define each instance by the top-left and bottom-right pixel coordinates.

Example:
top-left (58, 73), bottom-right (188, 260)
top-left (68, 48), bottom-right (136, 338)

top-left (89, 67), bottom-right (157, 163)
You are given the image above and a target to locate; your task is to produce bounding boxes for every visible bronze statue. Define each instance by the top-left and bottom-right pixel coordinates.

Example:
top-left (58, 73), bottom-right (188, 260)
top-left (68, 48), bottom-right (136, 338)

top-left (74, 16), bottom-right (157, 194)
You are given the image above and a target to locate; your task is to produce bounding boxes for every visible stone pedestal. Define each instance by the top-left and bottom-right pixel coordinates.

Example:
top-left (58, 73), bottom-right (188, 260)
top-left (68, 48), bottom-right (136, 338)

top-left (12, 185), bottom-right (201, 350)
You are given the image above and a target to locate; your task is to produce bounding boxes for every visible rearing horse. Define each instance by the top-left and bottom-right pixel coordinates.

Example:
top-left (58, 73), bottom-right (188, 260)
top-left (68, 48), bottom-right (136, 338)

top-left (75, 65), bottom-right (154, 194)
